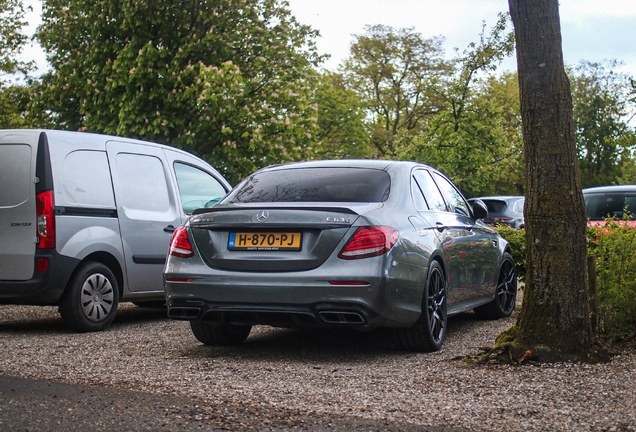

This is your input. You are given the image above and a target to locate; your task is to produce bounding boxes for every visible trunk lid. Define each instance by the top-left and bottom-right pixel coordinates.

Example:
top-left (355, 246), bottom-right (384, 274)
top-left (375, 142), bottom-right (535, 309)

top-left (189, 204), bottom-right (380, 271)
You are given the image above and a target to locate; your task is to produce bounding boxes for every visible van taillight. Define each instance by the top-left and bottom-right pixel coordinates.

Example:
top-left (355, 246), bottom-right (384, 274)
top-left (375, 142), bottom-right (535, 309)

top-left (36, 190), bottom-right (56, 249)
top-left (36, 258), bottom-right (49, 273)
top-left (338, 226), bottom-right (399, 260)
top-left (169, 226), bottom-right (194, 258)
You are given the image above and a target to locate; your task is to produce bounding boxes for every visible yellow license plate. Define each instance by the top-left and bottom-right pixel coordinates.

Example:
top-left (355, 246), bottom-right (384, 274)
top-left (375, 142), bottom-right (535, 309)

top-left (228, 232), bottom-right (302, 250)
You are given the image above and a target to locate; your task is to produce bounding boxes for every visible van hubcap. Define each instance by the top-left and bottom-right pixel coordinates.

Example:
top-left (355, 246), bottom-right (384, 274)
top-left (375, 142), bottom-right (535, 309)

top-left (80, 273), bottom-right (115, 322)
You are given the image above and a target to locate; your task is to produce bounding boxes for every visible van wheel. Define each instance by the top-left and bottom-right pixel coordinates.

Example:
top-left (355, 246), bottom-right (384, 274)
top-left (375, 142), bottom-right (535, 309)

top-left (133, 301), bottom-right (166, 308)
top-left (59, 262), bottom-right (119, 332)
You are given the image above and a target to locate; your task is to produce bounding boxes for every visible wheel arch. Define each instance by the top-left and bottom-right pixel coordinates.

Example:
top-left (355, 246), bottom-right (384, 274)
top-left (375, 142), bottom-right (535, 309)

top-left (414, 253), bottom-right (447, 309)
top-left (429, 253), bottom-right (447, 281)
top-left (71, 251), bottom-right (125, 298)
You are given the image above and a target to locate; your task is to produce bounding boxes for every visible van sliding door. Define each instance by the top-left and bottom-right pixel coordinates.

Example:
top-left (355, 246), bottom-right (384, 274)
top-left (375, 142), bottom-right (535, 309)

top-left (106, 141), bottom-right (181, 293)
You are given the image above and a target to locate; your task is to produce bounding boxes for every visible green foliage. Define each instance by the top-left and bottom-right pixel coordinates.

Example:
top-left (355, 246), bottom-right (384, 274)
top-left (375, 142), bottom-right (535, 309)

top-left (587, 222), bottom-right (636, 339)
top-left (313, 71), bottom-right (373, 159)
top-left (341, 24), bottom-right (449, 158)
top-left (400, 15), bottom-right (521, 197)
top-left (34, 0), bottom-right (324, 184)
top-left (0, 0), bottom-right (34, 128)
top-left (497, 221), bottom-right (636, 339)
top-left (571, 60), bottom-right (636, 188)
top-left (0, 0), bottom-right (32, 79)
top-left (0, 82), bottom-right (31, 128)
top-left (494, 225), bottom-right (526, 283)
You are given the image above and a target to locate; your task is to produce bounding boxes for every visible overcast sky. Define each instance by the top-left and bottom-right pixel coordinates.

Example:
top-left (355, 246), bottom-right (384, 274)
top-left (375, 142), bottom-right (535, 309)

top-left (287, 0), bottom-right (636, 76)
top-left (21, 0), bottom-right (636, 78)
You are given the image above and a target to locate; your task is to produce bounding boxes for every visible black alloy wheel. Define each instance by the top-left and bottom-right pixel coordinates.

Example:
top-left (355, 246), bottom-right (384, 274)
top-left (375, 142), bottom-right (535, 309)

top-left (190, 321), bottom-right (252, 346)
top-left (392, 260), bottom-right (447, 352)
top-left (475, 252), bottom-right (517, 319)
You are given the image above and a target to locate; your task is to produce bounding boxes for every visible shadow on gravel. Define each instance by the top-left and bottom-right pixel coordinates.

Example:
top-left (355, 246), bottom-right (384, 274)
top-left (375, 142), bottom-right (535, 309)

top-left (110, 305), bottom-right (169, 328)
top-left (179, 312), bottom-right (492, 363)
top-left (0, 303), bottom-right (169, 334)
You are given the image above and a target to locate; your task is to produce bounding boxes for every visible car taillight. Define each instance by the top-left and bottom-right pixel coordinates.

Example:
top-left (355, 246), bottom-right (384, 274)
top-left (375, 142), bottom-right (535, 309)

top-left (486, 217), bottom-right (512, 222)
top-left (338, 226), bottom-right (399, 260)
top-left (169, 226), bottom-right (194, 258)
top-left (36, 190), bottom-right (56, 249)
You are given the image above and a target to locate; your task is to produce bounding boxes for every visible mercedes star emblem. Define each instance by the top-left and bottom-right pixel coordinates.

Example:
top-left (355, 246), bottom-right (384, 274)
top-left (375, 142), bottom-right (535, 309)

top-left (256, 210), bottom-right (269, 222)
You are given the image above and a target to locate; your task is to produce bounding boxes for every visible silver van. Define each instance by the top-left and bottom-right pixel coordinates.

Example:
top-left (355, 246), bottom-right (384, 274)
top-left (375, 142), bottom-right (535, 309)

top-left (0, 129), bottom-right (231, 332)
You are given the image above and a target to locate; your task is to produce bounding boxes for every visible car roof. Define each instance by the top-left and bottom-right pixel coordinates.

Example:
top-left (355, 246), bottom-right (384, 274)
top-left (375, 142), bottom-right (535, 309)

top-left (582, 185), bottom-right (636, 194)
top-left (469, 196), bottom-right (524, 201)
top-left (257, 159), bottom-right (430, 172)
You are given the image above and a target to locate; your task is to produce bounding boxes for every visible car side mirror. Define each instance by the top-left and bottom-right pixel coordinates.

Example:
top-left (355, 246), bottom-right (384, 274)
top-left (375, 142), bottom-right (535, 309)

top-left (471, 199), bottom-right (488, 219)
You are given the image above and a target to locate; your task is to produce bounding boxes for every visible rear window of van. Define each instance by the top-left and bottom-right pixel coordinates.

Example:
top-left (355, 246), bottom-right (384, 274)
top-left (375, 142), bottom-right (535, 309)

top-left (0, 144), bottom-right (32, 207)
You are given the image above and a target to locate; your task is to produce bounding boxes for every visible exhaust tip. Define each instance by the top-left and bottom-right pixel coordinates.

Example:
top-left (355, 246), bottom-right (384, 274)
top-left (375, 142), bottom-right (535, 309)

top-left (167, 307), bottom-right (201, 320)
top-left (319, 311), bottom-right (365, 325)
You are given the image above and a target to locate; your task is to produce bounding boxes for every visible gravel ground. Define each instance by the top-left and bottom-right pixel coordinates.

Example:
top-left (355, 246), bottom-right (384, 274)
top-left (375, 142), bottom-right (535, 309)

top-left (1, 302), bottom-right (635, 431)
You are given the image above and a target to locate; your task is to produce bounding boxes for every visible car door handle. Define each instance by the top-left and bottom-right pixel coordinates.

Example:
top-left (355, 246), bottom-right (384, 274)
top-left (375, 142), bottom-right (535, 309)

top-left (435, 222), bottom-right (447, 232)
top-left (464, 224), bottom-right (473, 231)
top-left (163, 225), bottom-right (176, 233)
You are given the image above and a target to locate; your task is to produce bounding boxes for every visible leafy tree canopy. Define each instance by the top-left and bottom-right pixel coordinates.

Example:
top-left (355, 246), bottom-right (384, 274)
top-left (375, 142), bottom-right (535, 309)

top-left (400, 14), bottom-right (519, 197)
top-left (313, 71), bottom-right (373, 159)
top-left (35, 0), bottom-right (325, 183)
top-left (341, 24), bottom-right (450, 158)
top-left (570, 60), bottom-right (636, 188)
top-left (0, 0), bottom-right (34, 129)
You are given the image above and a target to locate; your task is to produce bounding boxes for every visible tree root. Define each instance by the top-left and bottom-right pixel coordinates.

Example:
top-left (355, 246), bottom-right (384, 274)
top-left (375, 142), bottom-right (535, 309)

top-left (455, 343), bottom-right (535, 365)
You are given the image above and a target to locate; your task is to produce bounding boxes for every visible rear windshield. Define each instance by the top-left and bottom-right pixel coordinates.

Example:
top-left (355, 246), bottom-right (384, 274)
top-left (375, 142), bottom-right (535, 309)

top-left (585, 193), bottom-right (636, 220)
top-left (224, 167), bottom-right (391, 203)
top-left (483, 200), bottom-right (508, 213)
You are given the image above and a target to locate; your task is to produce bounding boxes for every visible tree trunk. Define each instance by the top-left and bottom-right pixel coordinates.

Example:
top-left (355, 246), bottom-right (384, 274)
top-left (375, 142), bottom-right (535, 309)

top-left (507, 0), bottom-right (607, 362)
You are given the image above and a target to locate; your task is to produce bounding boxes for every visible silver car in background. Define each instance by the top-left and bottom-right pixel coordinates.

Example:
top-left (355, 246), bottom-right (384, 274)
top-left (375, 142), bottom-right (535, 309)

top-left (468, 196), bottom-right (525, 229)
top-left (164, 160), bottom-right (517, 352)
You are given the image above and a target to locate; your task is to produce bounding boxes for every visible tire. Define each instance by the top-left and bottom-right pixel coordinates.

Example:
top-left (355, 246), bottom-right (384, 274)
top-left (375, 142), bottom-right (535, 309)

top-left (392, 260), bottom-right (447, 352)
top-left (59, 262), bottom-right (119, 332)
top-left (190, 321), bottom-right (252, 346)
top-left (133, 301), bottom-right (166, 308)
top-left (474, 252), bottom-right (517, 319)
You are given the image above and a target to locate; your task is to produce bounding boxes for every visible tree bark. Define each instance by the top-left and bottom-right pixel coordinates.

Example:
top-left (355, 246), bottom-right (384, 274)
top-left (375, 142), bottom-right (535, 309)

top-left (507, 0), bottom-right (607, 362)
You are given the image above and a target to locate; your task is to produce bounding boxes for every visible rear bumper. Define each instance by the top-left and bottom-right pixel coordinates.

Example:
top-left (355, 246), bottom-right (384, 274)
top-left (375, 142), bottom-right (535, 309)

top-left (166, 298), bottom-right (388, 327)
top-left (164, 270), bottom-right (423, 328)
top-left (0, 252), bottom-right (79, 305)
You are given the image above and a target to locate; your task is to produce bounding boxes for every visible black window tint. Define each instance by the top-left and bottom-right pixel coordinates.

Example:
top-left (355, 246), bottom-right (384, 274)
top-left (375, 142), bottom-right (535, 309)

top-left (432, 172), bottom-right (471, 216)
top-left (224, 168), bottom-right (391, 203)
top-left (411, 176), bottom-right (429, 211)
top-left (413, 170), bottom-right (447, 211)
top-left (585, 193), bottom-right (636, 220)
top-left (483, 200), bottom-right (508, 213)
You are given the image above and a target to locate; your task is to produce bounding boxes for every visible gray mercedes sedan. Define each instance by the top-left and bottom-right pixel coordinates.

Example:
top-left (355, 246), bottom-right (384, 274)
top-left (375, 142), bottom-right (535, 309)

top-left (164, 160), bottom-right (517, 352)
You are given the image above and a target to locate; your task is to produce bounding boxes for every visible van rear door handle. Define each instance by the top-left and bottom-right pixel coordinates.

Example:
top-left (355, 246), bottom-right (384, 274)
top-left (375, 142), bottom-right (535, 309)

top-left (435, 222), bottom-right (446, 232)
top-left (163, 225), bottom-right (176, 233)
